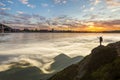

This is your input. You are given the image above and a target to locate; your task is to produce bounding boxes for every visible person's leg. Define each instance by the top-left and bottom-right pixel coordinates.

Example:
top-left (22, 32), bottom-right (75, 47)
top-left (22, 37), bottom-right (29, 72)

top-left (100, 41), bottom-right (101, 45)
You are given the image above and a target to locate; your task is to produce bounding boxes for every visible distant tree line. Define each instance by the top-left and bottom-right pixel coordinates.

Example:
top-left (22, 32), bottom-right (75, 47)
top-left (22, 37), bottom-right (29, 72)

top-left (0, 23), bottom-right (120, 33)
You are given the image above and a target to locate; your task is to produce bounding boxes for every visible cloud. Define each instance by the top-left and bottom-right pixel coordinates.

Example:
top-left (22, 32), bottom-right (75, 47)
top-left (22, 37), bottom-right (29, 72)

top-left (81, 5), bottom-right (86, 9)
top-left (48, 9), bottom-right (51, 12)
top-left (19, 0), bottom-right (36, 8)
top-left (83, 7), bottom-right (95, 12)
top-left (0, 10), bottom-right (29, 24)
top-left (19, 0), bottom-right (28, 4)
top-left (90, 0), bottom-right (120, 12)
top-left (106, 0), bottom-right (120, 7)
top-left (101, 20), bottom-right (120, 25)
top-left (93, 0), bottom-right (101, 5)
top-left (93, 0), bottom-right (120, 7)
top-left (17, 11), bottom-right (24, 14)
top-left (0, 2), bottom-right (6, 6)
top-left (32, 14), bottom-right (46, 21)
top-left (0, 10), bottom-right (48, 28)
top-left (27, 4), bottom-right (36, 8)
top-left (0, 6), bottom-right (119, 31)
top-left (2, 13), bottom-right (81, 29)
top-left (0, 8), bottom-right (11, 10)
top-left (111, 7), bottom-right (120, 12)
top-left (8, 1), bottom-right (14, 4)
top-left (89, 14), bottom-right (99, 20)
top-left (53, 0), bottom-right (67, 4)
top-left (85, 20), bottom-right (120, 30)
top-left (90, 7), bottom-right (94, 11)
top-left (0, 10), bottom-right (11, 16)
top-left (41, 3), bottom-right (49, 7)
top-left (14, 13), bottom-right (32, 21)
top-left (82, 21), bottom-right (94, 26)
top-left (48, 16), bottom-right (84, 28)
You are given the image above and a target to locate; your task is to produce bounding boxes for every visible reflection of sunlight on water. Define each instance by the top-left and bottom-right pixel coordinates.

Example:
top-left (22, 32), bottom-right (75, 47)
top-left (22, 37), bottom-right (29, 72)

top-left (0, 33), bottom-right (120, 72)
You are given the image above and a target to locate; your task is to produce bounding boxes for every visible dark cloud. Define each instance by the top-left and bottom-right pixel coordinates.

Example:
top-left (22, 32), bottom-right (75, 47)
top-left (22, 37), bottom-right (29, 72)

top-left (0, 11), bottom-right (47, 27)
top-left (0, 9), bottom-right (119, 29)
top-left (0, 10), bottom-right (11, 16)
top-left (102, 20), bottom-right (120, 25)
top-left (32, 14), bottom-right (46, 21)
top-left (89, 15), bottom-right (99, 20)
top-left (90, 20), bottom-right (120, 28)
top-left (53, 0), bottom-right (67, 4)
top-left (55, 15), bottom-right (68, 20)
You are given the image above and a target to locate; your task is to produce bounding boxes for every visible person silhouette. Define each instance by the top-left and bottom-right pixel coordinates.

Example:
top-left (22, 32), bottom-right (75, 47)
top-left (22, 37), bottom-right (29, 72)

top-left (99, 36), bottom-right (103, 46)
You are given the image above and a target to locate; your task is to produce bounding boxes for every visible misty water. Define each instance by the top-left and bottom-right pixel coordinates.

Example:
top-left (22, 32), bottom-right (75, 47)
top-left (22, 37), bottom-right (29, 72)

top-left (0, 33), bottom-right (120, 73)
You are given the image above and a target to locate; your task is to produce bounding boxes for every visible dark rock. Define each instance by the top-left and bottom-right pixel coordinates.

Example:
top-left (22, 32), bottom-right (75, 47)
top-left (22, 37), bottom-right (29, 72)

top-left (0, 66), bottom-right (42, 80)
top-left (48, 41), bottom-right (120, 80)
top-left (47, 53), bottom-right (83, 72)
top-left (107, 41), bottom-right (120, 55)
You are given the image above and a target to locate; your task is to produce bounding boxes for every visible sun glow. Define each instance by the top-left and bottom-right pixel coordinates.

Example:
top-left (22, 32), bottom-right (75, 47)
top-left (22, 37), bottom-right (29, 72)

top-left (86, 25), bottom-right (105, 32)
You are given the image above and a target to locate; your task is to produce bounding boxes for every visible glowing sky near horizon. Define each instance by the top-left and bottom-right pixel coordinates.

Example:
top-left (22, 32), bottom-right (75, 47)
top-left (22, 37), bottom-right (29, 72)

top-left (0, 0), bottom-right (120, 31)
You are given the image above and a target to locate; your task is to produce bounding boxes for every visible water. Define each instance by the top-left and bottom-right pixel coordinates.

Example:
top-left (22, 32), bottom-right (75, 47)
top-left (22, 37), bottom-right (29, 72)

top-left (0, 33), bottom-right (120, 72)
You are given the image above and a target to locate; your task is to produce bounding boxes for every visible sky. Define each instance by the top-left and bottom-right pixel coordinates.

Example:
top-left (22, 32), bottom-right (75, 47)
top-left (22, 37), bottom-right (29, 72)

top-left (0, 0), bottom-right (120, 31)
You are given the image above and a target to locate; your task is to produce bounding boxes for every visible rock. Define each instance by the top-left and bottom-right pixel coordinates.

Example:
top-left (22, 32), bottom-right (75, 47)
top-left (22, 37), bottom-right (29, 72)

top-left (47, 54), bottom-right (83, 72)
top-left (107, 41), bottom-right (120, 55)
top-left (48, 41), bottom-right (120, 80)
top-left (0, 66), bottom-right (42, 80)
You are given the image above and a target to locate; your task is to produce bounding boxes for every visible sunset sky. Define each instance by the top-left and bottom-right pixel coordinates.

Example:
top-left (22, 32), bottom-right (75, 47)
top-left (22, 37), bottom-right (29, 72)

top-left (0, 0), bottom-right (120, 31)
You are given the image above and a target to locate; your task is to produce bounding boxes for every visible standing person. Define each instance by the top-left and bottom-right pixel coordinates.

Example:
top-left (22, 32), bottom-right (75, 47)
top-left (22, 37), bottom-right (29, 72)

top-left (99, 36), bottom-right (103, 46)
